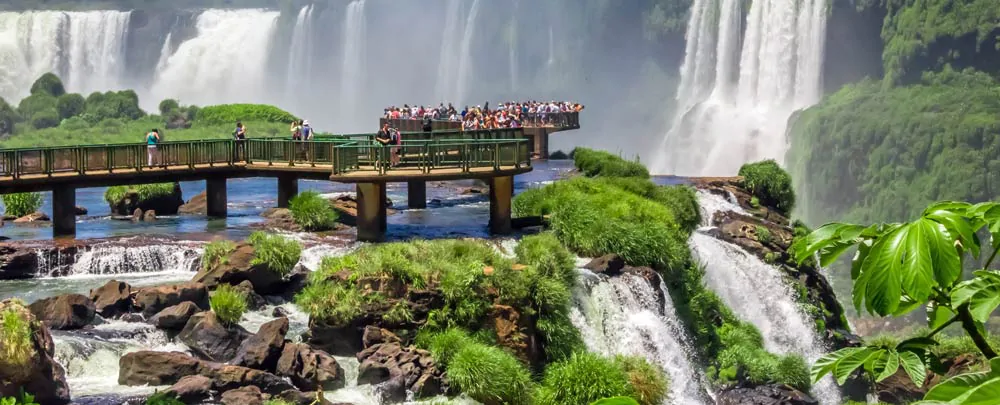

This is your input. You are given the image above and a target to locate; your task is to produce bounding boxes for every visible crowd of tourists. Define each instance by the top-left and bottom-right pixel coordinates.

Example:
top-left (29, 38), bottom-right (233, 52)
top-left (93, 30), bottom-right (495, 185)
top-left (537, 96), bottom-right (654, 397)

top-left (381, 101), bottom-right (584, 130)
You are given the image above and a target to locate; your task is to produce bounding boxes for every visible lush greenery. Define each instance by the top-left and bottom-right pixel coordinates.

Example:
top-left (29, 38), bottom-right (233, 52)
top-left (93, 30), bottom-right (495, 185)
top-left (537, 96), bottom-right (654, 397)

top-left (201, 240), bottom-right (237, 271)
top-left (103, 183), bottom-right (176, 206)
top-left (572, 147), bottom-right (650, 178)
top-left (0, 305), bottom-right (34, 368)
top-left (0, 390), bottom-right (40, 405)
top-left (196, 104), bottom-right (298, 125)
top-left (210, 284), bottom-right (247, 326)
top-left (1, 193), bottom-right (42, 218)
top-left (788, 69), bottom-right (1000, 226)
top-left (738, 160), bottom-right (795, 215)
top-left (247, 232), bottom-right (302, 278)
top-left (144, 391), bottom-right (184, 405)
top-left (288, 191), bottom-right (339, 231)
top-left (536, 352), bottom-right (668, 405)
top-left (426, 330), bottom-right (534, 404)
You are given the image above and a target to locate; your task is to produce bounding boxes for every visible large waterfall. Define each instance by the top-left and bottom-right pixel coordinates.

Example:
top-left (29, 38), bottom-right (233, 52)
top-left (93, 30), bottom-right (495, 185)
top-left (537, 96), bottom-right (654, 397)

top-left (655, 0), bottom-right (828, 176)
top-left (338, 0), bottom-right (367, 130)
top-left (285, 5), bottom-right (314, 109)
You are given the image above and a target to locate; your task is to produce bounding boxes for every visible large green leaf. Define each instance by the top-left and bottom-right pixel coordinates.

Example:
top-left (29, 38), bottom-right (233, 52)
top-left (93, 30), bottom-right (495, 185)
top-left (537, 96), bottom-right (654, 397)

top-left (834, 347), bottom-right (881, 385)
top-left (812, 347), bottom-right (865, 384)
top-left (876, 350), bottom-right (900, 382)
top-left (899, 350), bottom-right (928, 387)
top-left (791, 223), bottom-right (865, 265)
top-left (951, 271), bottom-right (1000, 323)
top-left (924, 201), bottom-right (981, 259)
top-left (927, 301), bottom-right (957, 330)
top-left (858, 225), bottom-right (908, 315)
top-left (917, 219), bottom-right (963, 287)
top-left (899, 220), bottom-right (938, 302)
top-left (922, 372), bottom-right (995, 402)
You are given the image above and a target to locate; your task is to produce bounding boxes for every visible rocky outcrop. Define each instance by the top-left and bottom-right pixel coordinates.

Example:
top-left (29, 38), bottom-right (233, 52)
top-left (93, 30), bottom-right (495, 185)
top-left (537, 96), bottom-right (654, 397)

top-left (28, 294), bottom-right (96, 330)
top-left (118, 351), bottom-right (294, 395)
top-left (355, 327), bottom-right (446, 400)
top-left (233, 280), bottom-right (268, 311)
top-left (89, 280), bottom-right (133, 318)
top-left (133, 282), bottom-right (209, 318)
top-left (108, 182), bottom-right (184, 216)
top-left (149, 301), bottom-right (202, 330)
top-left (584, 254), bottom-right (626, 276)
top-left (329, 195), bottom-right (395, 227)
top-left (233, 317), bottom-right (288, 371)
top-left (0, 300), bottom-right (71, 405)
top-left (178, 311), bottom-right (251, 362)
top-left (14, 212), bottom-right (50, 223)
top-left (179, 191), bottom-right (207, 215)
top-left (716, 384), bottom-right (818, 405)
top-left (165, 375), bottom-right (213, 403)
top-left (0, 244), bottom-right (39, 280)
top-left (221, 386), bottom-right (266, 405)
top-left (192, 243), bottom-right (285, 295)
top-left (488, 304), bottom-right (542, 367)
top-left (276, 343), bottom-right (346, 391)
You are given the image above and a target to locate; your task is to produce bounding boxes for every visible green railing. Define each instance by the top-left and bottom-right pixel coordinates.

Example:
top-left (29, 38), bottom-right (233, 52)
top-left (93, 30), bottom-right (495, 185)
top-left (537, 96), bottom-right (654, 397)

top-left (0, 129), bottom-right (531, 179)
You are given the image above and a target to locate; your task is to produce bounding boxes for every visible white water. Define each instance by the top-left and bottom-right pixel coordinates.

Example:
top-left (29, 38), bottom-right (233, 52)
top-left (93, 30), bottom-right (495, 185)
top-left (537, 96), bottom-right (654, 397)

top-left (571, 269), bottom-right (709, 405)
top-left (690, 195), bottom-right (840, 404)
top-left (338, 1), bottom-right (367, 130)
top-left (435, 0), bottom-right (481, 103)
top-left (285, 5), bottom-right (314, 109)
top-left (656, 0), bottom-right (828, 176)
top-left (0, 10), bottom-right (130, 101)
top-left (149, 9), bottom-right (279, 107)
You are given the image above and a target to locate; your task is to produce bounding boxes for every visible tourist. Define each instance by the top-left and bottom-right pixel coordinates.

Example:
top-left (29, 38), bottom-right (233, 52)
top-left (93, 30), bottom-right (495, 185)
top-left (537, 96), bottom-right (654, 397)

top-left (290, 120), bottom-right (302, 141)
top-left (234, 122), bottom-right (247, 161)
top-left (381, 101), bottom-right (583, 130)
top-left (145, 128), bottom-right (160, 167)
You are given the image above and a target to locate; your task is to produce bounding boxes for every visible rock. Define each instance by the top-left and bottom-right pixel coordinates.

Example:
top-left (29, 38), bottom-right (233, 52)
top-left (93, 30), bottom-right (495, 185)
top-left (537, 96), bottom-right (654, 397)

top-left (143, 210), bottom-right (157, 221)
top-left (178, 311), bottom-right (251, 362)
top-left (234, 317), bottom-right (289, 371)
top-left (460, 186), bottom-right (486, 195)
top-left (109, 182), bottom-right (184, 216)
top-left (716, 384), bottom-right (818, 405)
top-left (355, 340), bottom-right (445, 399)
top-left (179, 191), bottom-right (207, 215)
top-left (28, 293), bottom-right (96, 330)
top-left (374, 376), bottom-right (407, 403)
top-left (489, 304), bottom-right (541, 367)
top-left (118, 351), bottom-right (206, 386)
top-left (272, 306), bottom-right (290, 318)
top-left (192, 244), bottom-right (286, 295)
top-left (276, 343), bottom-right (346, 391)
top-left (166, 375), bottom-right (213, 403)
top-left (221, 386), bottom-right (266, 405)
top-left (259, 208), bottom-right (301, 232)
top-left (0, 245), bottom-right (39, 280)
top-left (120, 313), bottom-right (145, 323)
top-left (75, 206), bottom-right (88, 215)
top-left (89, 280), bottom-right (133, 318)
top-left (132, 208), bottom-right (143, 222)
top-left (233, 280), bottom-right (267, 311)
top-left (134, 282), bottom-right (209, 317)
top-left (275, 390), bottom-right (337, 405)
top-left (362, 325), bottom-right (401, 349)
top-left (210, 364), bottom-right (295, 394)
top-left (0, 300), bottom-right (71, 405)
top-left (330, 195), bottom-right (396, 226)
top-left (585, 254), bottom-right (626, 275)
top-left (14, 212), bottom-right (49, 223)
top-left (149, 301), bottom-right (202, 330)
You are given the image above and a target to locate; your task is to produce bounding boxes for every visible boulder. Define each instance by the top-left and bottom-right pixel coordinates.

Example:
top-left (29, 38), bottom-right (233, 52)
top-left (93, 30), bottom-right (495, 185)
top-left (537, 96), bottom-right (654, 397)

top-left (109, 182), bottom-right (184, 216)
top-left (165, 375), bottom-right (213, 403)
top-left (89, 280), bottom-right (133, 318)
top-left (584, 254), bottom-right (626, 275)
top-left (0, 245), bottom-right (39, 280)
top-left (75, 206), bottom-right (88, 215)
top-left (179, 191), bottom-right (208, 215)
top-left (272, 306), bottom-right (290, 318)
top-left (192, 244), bottom-right (285, 295)
top-left (276, 343), bottom-right (346, 391)
top-left (209, 364), bottom-right (295, 394)
top-left (362, 325), bottom-right (401, 349)
top-left (374, 376), bottom-right (407, 404)
top-left (143, 210), bottom-right (157, 221)
top-left (28, 293), bottom-right (96, 330)
top-left (355, 332), bottom-right (445, 399)
top-left (233, 280), bottom-right (267, 311)
top-left (132, 208), bottom-right (143, 222)
top-left (0, 300), bottom-right (71, 405)
top-left (149, 301), bottom-right (202, 330)
top-left (178, 311), bottom-right (251, 362)
top-left (716, 384), bottom-right (818, 405)
top-left (118, 351), bottom-right (206, 386)
top-left (259, 208), bottom-right (301, 232)
top-left (134, 282), bottom-right (209, 318)
top-left (233, 317), bottom-right (289, 371)
top-left (275, 390), bottom-right (338, 405)
top-left (220, 386), bottom-right (266, 405)
top-left (14, 212), bottom-right (49, 223)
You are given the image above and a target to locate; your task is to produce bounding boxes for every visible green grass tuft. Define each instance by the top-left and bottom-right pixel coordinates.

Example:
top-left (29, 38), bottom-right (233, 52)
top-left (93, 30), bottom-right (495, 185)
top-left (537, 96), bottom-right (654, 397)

top-left (535, 352), bottom-right (635, 405)
top-left (144, 391), bottom-right (183, 405)
top-left (201, 240), bottom-right (236, 271)
top-left (210, 284), bottom-right (247, 325)
top-left (104, 183), bottom-right (176, 206)
top-left (446, 342), bottom-right (534, 405)
top-left (0, 306), bottom-right (35, 368)
top-left (288, 191), bottom-right (339, 231)
top-left (572, 148), bottom-right (650, 178)
top-left (738, 160), bottom-right (795, 215)
top-left (248, 232), bottom-right (302, 277)
top-left (1, 192), bottom-right (42, 218)
top-left (614, 355), bottom-right (669, 405)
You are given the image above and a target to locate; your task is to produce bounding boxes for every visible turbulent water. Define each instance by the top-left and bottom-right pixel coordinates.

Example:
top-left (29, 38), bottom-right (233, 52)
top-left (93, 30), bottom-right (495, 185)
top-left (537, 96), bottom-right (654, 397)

top-left (571, 269), bottom-right (709, 405)
top-left (656, 0), bottom-right (828, 176)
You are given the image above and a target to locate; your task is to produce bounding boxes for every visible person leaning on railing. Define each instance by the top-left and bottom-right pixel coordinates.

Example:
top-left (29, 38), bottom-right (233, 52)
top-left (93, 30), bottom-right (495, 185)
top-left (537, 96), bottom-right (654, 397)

top-left (375, 123), bottom-right (401, 167)
top-left (234, 122), bottom-right (247, 161)
top-left (145, 128), bottom-right (161, 167)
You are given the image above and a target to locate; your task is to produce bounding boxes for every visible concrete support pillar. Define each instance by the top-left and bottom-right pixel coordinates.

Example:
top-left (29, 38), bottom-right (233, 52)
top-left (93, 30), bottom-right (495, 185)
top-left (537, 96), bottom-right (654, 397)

top-left (356, 182), bottom-right (387, 242)
top-left (530, 128), bottom-right (550, 159)
top-left (489, 175), bottom-right (513, 235)
top-left (277, 175), bottom-right (298, 208)
top-left (52, 187), bottom-right (76, 238)
top-left (407, 180), bottom-right (426, 209)
top-left (206, 177), bottom-right (228, 218)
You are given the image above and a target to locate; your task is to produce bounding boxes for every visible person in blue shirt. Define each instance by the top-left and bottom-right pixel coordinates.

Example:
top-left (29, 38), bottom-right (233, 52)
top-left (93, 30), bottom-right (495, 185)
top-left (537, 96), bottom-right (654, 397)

top-left (145, 128), bottom-right (160, 167)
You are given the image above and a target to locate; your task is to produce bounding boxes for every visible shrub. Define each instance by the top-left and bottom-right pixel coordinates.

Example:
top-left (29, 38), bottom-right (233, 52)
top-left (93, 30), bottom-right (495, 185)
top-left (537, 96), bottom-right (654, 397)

top-left (84, 90), bottom-right (145, 122)
top-left (755, 226), bottom-right (772, 244)
top-left (103, 183), bottom-right (176, 206)
top-left (1, 193), bottom-right (42, 218)
top-left (0, 306), bottom-right (35, 368)
top-left (201, 240), bottom-right (237, 271)
top-left (56, 93), bottom-right (85, 120)
top-left (738, 160), bottom-right (795, 214)
top-left (30, 109), bottom-right (60, 129)
top-left (17, 93), bottom-right (56, 121)
top-left (0, 97), bottom-right (15, 135)
top-left (536, 352), bottom-right (635, 405)
top-left (197, 104), bottom-right (298, 125)
top-left (29, 73), bottom-right (65, 97)
top-left (59, 116), bottom-right (90, 131)
top-left (714, 323), bottom-right (810, 390)
top-left (144, 391), bottom-right (183, 405)
top-left (158, 99), bottom-right (180, 116)
top-left (289, 191), bottom-right (338, 231)
top-left (248, 232), bottom-right (302, 277)
top-left (614, 356), bottom-right (669, 405)
top-left (572, 147), bottom-right (650, 178)
top-left (210, 284), bottom-right (247, 325)
top-left (422, 328), bottom-right (477, 365)
top-left (515, 232), bottom-right (576, 286)
top-left (447, 343), bottom-right (534, 405)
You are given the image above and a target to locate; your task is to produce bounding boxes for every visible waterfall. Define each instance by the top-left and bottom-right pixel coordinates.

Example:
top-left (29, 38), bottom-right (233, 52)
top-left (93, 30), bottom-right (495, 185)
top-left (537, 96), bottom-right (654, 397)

top-left (435, 0), bottom-right (480, 104)
top-left (285, 5), bottom-right (314, 110)
top-left (656, 0), bottom-right (828, 176)
top-left (149, 9), bottom-right (279, 107)
top-left (337, 0), bottom-right (367, 130)
top-left (35, 241), bottom-right (201, 277)
top-left (153, 32), bottom-right (173, 78)
top-left (0, 10), bottom-right (130, 101)
top-left (690, 195), bottom-right (840, 404)
top-left (571, 269), bottom-right (710, 405)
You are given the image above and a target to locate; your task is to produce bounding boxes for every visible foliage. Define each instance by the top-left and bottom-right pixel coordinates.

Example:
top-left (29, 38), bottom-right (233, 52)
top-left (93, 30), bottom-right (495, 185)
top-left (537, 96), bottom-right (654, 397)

top-left (210, 284), bottom-right (247, 325)
top-left (423, 329), bottom-right (533, 405)
top-left (17, 94), bottom-right (56, 121)
top-left (714, 323), bottom-right (811, 390)
top-left (144, 391), bottom-right (184, 405)
top-left (261, 400), bottom-right (293, 405)
top-left (590, 398), bottom-right (640, 405)
top-left (288, 191), bottom-right (339, 231)
top-left (197, 104), bottom-right (298, 125)
top-left (29, 73), bottom-right (65, 97)
top-left (0, 118), bottom-right (288, 148)
top-left (30, 109), bottom-right (59, 129)
top-left (247, 232), bottom-right (302, 278)
top-left (0, 97), bottom-right (15, 135)
top-left (56, 93), bottom-right (86, 120)
top-left (811, 337), bottom-right (934, 387)
top-left (84, 90), bottom-right (145, 122)
top-left (614, 355), bottom-right (669, 405)
top-left (592, 177), bottom-right (701, 233)
top-left (535, 352), bottom-right (636, 405)
top-left (0, 389), bottom-right (39, 405)
top-left (755, 226), bottom-right (772, 244)
top-left (1, 192), bottom-right (42, 217)
top-left (572, 147), bottom-right (650, 178)
top-left (0, 306), bottom-right (34, 368)
top-left (201, 240), bottom-right (236, 271)
top-left (738, 160), bottom-right (795, 215)
top-left (787, 69), bottom-right (1000, 225)
top-left (158, 99), bottom-right (180, 116)
top-left (914, 357), bottom-right (1000, 404)
top-left (104, 183), bottom-right (176, 206)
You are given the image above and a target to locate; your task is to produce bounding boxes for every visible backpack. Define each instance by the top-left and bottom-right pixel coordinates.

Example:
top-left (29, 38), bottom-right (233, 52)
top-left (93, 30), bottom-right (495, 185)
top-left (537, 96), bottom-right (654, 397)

top-left (301, 126), bottom-right (312, 139)
top-left (390, 129), bottom-right (399, 144)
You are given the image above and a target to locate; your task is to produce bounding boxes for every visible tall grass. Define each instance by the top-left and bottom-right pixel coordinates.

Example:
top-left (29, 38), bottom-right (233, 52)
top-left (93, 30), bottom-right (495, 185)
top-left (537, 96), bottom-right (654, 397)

top-left (535, 352), bottom-right (636, 405)
top-left (572, 148), bottom-right (650, 178)
top-left (201, 240), bottom-right (236, 271)
top-left (210, 284), bottom-right (247, 325)
top-left (422, 329), bottom-right (533, 405)
top-left (104, 183), bottom-right (176, 205)
top-left (1, 192), bottom-right (42, 217)
top-left (738, 159), bottom-right (795, 214)
top-left (0, 306), bottom-right (35, 367)
top-left (614, 356), bottom-right (669, 405)
top-left (288, 191), bottom-right (339, 231)
top-left (248, 232), bottom-right (302, 277)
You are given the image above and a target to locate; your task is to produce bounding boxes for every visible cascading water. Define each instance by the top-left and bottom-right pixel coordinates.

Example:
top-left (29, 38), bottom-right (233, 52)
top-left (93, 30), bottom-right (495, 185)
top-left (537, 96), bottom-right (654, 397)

top-left (691, 195), bottom-right (840, 404)
top-left (68, 243), bottom-right (201, 276)
top-left (435, 0), bottom-right (481, 104)
top-left (338, 0), bottom-right (367, 130)
top-left (656, 0), bottom-right (828, 176)
top-left (571, 269), bottom-right (710, 405)
top-left (285, 5), bottom-right (314, 111)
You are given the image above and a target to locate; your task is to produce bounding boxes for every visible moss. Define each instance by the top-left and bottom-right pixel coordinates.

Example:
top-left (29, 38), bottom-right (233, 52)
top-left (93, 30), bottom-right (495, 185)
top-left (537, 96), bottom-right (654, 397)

top-left (247, 232), bottom-right (302, 278)
top-left (210, 284), bottom-right (247, 325)
top-left (754, 226), bottom-right (772, 244)
top-left (201, 240), bottom-right (236, 271)
top-left (288, 191), bottom-right (339, 231)
top-left (763, 252), bottom-right (780, 264)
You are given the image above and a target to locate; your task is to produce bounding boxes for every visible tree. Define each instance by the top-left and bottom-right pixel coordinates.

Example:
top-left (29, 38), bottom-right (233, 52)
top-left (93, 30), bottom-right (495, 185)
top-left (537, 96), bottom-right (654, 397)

top-left (158, 99), bottom-right (179, 116)
top-left (0, 97), bottom-right (15, 136)
top-left (56, 93), bottom-right (85, 120)
top-left (17, 93), bottom-right (56, 121)
top-left (31, 109), bottom-right (60, 129)
top-left (29, 73), bottom-right (65, 97)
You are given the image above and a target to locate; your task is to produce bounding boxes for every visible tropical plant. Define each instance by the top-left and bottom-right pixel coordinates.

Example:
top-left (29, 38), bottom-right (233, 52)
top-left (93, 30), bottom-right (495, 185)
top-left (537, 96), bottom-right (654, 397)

top-left (288, 191), bottom-right (339, 231)
top-left (247, 232), bottom-right (302, 277)
top-left (590, 398), bottom-right (640, 405)
top-left (913, 358), bottom-right (1000, 405)
top-left (1, 193), bottom-right (42, 218)
top-left (0, 389), bottom-right (40, 405)
top-left (197, 104), bottom-right (298, 125)
top-left (210, 284), bottom-right (247, 325)
top-left (201, 240), bottom-right (236, 271)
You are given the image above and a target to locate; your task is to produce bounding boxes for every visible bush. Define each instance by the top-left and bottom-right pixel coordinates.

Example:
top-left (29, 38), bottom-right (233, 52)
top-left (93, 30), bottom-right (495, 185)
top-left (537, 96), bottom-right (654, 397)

top-left (210, 284), bottom-right (247, 325)
top-left (197, 104), bottom-right (298, 125)
top-left (614, 356), bottom-right (669, 405)
top-left (422, 328), bottom-right (478, 365)
top-left (84, 90), bottom-right (145, 122)
top-left (536, 352), bottom-right (635, 405)
top-left (103, 183), bottom-right (176, 206)
top-left (17, 93), bottom-right (56, 121)
top-left (714, 323), bottom-right (810, 390)
top-left (59, 116), bottom-right (90, 131)
top-left (2, 193), bottom-right (42, 217)
top-left (158, 99), bottom-right (180, 116)
top-left (248, 232), bottom-right (302, 277)
top-left (29, 73), bottom-right (65, 97)
top-left (447, 342), bottom-right (534, 405)
top-left (572, 147), bottom-right (650, 178)
top-left (56, 93), bottom-right (85, 120)
top-left (0, 97), bottom-right (15, 135)
top-left (738, 160), bottom-right (795, 214)
top-left (0, 305), bottom-right (35, 368)
top-left (289, 191), bottom-right (338, 231)
top-left (30, 109), bottom-right (60, 129)
top-left (201, 240), bottom-right (237, 271)
top-left (515, 232), bottom-right (576, 287)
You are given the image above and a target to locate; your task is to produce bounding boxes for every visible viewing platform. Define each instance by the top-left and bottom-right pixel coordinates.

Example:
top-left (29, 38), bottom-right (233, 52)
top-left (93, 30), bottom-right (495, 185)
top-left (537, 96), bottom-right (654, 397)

top-left (0, 128), bottom-right (531, 242)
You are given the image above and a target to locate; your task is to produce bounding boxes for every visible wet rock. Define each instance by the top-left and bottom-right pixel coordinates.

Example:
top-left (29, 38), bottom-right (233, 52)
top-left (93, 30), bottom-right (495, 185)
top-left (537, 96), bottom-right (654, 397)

top-left (272, 306), bottom-right (290, 318)
top-left (143, 210), bottom-right (157, 221)
top-left (716, 384), bottom-right (818, 405)
top-left (585, 254), bottom-right (625, 275)
top-left (259, 208), bottom-right (301, 232)
top-left (276, 343), bottom-right (346, 391)
top-left (374, 376), bottom-right (407, 403)
top-left (149, 301), bottom-right (202, 330)
top-left (275, 390), bottom-right (337, 405)
top-left (355, 331), bottom-right (445, 399)
top-left (460, 186), bottom-right (486, 195)
top-left (132, 208), bottom-right (143, 222)
top-left (14, 212), bottom-right (49, 223)
top-left (118, 351), bottom-right (206, 386)
top-left (178, 311), bottom-right (251, 362)
top-left (74, 206), bottom-right (88, 215)
top-left (166, 375), bottom-right (214, 403)
top-left (489, 304), bottom-right (541, 366)
top-left (329, 195), bottom-right (396, 227)
top-left (109, 182), bottom-right (184, 216)
top-left (362, 325), bottom-right (401, 349)
top-left (233, 317), bottom-right (288, 371)
top-left (134, 282), bottom-right (210, 318)
top-left (221, 386), bottom-right (266, 405)
top-left (0, 300), bottom-right (71, 405)
top-left (120, 313), bottom-right (145, 323)
top-left (210, 364), bottom-right (294, 394)
top-left (0, 245), bottom-right (39, 280)
top-left (179, 191), bottom-right (207, 215)
top-left (192, 243), bottom-right (285, 295)
top-left (28, 293), bottom-right (96, 330)
top-left (89, 280), bottom-right (133, 318)
top-left (233, 280), bottom-right (267, 311)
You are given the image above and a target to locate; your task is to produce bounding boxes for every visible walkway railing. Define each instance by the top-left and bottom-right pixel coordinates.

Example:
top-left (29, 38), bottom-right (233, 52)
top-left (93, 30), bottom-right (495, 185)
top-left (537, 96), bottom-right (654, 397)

top-left (380, 111), bottom-right (581, 132)
top-left (0, 130), bottom-right (531, 180)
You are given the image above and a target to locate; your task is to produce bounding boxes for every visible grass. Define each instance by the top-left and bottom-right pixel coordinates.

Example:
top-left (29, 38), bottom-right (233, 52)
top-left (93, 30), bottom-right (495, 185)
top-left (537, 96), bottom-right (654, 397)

top-left (262, 400), bottom-right (294, 405)
top-left (572, 147), bottom-right (650, 178)
top-left (0, 118), bottom-right (290, 148)
top-left (144, 392), bottom-right (183, 405)
top-left (422, 329), bottom-right (533, 405)
top-left (755, 226), bottom-right (772, 244)
top-left (534, 352), bottom-right (638, 405)
top-left (248, 232), bottom-right (302, 278)
top-left (614, 355), bottom-right (668, 405)
top-left (738, 160), bottom-right (795, 215)
top-left (1, 192), bottom-right (42, 217)
top-left (201, 240), bottom-right (236, 271)
top-left (713, 323), bottom-right (810, 390)
top-left (210, 284), bottom-right (247, 325)
top-left (104, 183), bottom-right (176, 206)
top-left (0, 304), bottom-right (35, 368)
top-left (288, 191), bottom-right (339, 231)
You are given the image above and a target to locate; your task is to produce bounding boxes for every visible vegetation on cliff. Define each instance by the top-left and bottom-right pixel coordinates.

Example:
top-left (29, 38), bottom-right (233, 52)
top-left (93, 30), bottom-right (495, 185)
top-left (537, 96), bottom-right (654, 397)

top-left (247, 232), bottom-right (302, 278)
top-left (210, 284), bottom-right (248, 325)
